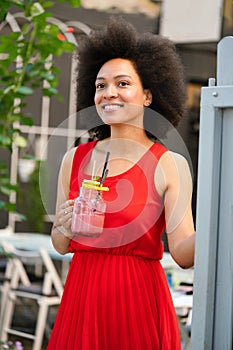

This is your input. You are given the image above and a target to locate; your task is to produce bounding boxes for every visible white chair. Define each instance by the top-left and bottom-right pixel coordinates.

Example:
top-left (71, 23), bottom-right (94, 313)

top-left (0, 240), bottom-right (63, 350)
top-left (0, 254), bottom-right (12, 335)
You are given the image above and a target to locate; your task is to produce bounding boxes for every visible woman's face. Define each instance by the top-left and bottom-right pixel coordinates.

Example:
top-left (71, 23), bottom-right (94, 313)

top-left (94, 58), bottom-right (152, 127)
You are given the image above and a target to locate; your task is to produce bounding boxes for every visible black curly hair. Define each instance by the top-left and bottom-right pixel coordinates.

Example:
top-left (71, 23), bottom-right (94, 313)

top-left (76, 16), bottom-right (187, 140)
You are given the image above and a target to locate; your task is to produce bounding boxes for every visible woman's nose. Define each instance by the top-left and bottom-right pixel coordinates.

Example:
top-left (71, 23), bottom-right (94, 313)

top-left (103, 84), bottom-right (118, 99)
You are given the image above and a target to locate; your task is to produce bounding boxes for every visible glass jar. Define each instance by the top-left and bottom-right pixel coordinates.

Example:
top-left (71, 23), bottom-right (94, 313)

top-left (71, 180), bottom-right (109, 237)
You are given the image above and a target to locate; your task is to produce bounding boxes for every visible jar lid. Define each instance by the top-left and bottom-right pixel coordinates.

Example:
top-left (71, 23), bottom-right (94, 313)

top-left (82, 179), bottom-right (109, 191)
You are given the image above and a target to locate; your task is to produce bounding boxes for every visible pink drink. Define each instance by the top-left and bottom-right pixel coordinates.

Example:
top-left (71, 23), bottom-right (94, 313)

top-left (71, 183), bottom-right (107, 238)
top-left (71, 212), bottom-right (105, 237)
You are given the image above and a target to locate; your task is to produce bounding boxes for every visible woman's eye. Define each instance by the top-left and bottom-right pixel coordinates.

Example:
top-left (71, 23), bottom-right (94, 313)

top-left (118, 81), bottom-right (128, 87)
top-left (96, 83), bottom-right (105, 89)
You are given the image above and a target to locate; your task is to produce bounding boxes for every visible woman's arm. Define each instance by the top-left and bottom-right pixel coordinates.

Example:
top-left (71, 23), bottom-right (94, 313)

top-left (155, 151), bottom-right (196, 269)
top-left (51, 147), bottom-right (76, 255)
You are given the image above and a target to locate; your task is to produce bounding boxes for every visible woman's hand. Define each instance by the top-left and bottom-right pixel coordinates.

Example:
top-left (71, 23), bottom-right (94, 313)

top-left (51, 148), bottom-right (76, 255)
top-left (57, 199), bottom-right (74, 238)
top-left (52, 199), bottom-right (74, 255)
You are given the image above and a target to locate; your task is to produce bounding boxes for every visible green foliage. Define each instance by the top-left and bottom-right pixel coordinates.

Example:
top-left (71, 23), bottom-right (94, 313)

top-left (18, 160), bottom-right (47, 233)
top-left (0, 0), bottom-right (79, 217)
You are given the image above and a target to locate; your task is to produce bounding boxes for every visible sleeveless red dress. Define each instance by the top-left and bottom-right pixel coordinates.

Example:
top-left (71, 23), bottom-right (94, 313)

top-left (47, 141), bottom-right (181, 350)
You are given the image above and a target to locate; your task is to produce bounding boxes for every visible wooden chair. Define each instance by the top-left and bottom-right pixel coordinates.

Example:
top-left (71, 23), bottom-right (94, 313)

top-left (0, 240), bottom-right (63, 350)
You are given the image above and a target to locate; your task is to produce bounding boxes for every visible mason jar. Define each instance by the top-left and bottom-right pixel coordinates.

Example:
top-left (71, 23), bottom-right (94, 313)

top-left (71, 180), bottom-right (109, 237)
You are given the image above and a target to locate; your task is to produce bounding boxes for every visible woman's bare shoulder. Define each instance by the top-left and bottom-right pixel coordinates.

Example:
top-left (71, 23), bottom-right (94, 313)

top-left (155, 150), bottom-right (192, 196)
top-left (61, 146), bottom-right (78, 167)
top-left (158, 151), bottom-right (191, 181)
top-left (160, 150), bottom-right (189, 166)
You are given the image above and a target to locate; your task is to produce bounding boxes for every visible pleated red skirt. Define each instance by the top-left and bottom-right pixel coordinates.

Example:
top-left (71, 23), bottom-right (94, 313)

top-left (47, 251), bottom-right (181, 350)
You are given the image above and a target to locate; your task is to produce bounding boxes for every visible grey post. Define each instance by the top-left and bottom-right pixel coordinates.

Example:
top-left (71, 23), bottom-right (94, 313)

top-left (191, 36), bottom-right (233, 350)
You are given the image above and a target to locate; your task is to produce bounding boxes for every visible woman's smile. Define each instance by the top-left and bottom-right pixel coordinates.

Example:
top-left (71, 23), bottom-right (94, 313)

top-left (101, 103), bottom-right (124, 112)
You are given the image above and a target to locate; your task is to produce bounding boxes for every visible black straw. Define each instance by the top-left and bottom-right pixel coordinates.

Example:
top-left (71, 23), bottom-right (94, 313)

top-left (100, 168), bottom-right (108, 186)
top-left (100, 151), bottom-right (110, 185)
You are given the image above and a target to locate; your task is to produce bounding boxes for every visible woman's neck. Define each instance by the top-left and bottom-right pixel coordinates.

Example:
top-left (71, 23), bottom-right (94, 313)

top-left (109, 124), bottom-right (151, 146)
top-left (98, 129), bottom-right (153, 160)
top-left (86, 127), bottom-right (154, 177)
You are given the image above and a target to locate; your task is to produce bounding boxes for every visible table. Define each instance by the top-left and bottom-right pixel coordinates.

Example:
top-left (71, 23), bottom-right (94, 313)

top-left (0, 232), bottom-right (72, 260)
top-left (171, 290), bottom-right (193, 315)
top-left (0, 232), bottom-right (72, 283)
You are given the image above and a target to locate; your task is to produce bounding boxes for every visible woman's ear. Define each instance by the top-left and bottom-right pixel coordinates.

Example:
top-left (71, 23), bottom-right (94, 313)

top-left (144, 89), bottom-right (152, 106)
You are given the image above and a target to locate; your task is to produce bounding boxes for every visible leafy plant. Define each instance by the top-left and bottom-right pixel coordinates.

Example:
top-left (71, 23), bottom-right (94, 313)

top-left (0, 0), bottom-right (80, 218)
top-left (18, 159), bottom-right (47, 232)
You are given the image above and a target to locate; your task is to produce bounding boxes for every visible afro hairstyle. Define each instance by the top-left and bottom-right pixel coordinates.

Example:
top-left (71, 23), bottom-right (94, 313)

top-left (75, 16), bottom-right (187, 140)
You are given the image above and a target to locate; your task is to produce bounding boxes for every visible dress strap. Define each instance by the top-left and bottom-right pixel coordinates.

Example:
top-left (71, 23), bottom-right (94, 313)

top-left (150, 141), bottom-right (167, 161)
top-left (69, 140), bottom-right (97, 199)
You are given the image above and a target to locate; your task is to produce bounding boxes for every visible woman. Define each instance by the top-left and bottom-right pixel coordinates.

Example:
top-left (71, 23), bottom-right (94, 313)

top-left (47, 16), bottom-right (195, 350)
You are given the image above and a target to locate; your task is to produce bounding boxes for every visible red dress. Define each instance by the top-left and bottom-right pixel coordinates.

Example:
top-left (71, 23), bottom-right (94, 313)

top-left (47, 141), bottom-right (181, 350)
